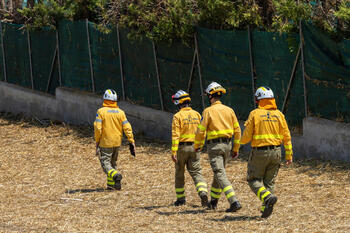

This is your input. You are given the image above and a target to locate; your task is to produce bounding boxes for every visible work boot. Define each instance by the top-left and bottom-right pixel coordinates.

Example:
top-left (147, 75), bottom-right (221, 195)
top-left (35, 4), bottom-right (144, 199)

top-left (261, 195), bottom-right (278, 218)
top-left (208, 199), bottom-right (218, 210)
top-left (226, 201), bottom-right (242, 212)
top-left (199, 192), bottom-right (208, 207)
top-left (174, 198), bottom-right (186, 206)
top-left (113, 173), bottom-right (123, 190)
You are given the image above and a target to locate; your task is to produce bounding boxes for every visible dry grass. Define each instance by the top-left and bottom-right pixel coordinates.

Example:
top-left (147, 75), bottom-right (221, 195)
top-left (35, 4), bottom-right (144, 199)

top-left (0, 113), bottom-right (350, 233)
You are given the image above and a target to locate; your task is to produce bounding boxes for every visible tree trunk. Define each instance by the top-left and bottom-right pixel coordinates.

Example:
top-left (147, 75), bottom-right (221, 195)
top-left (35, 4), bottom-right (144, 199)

top-left (27, 0), bottom-right (35, 8)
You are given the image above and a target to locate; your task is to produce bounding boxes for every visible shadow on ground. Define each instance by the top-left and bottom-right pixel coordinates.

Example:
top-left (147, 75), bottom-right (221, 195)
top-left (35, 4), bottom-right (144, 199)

top-left (209, 215), bottom-right (260, 222)
top-left (65, 188), bottom-right (113, 194)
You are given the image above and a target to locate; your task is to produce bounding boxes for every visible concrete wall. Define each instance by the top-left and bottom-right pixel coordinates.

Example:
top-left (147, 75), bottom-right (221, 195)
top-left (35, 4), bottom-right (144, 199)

top-left (0, 81), bottom-right (172, 141)
top-left (1, 81), bottom-right (350, 162)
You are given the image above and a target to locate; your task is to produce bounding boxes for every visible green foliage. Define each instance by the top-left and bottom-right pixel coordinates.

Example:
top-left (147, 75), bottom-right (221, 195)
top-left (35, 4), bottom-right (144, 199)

top-left (334, 0), bottom-right (350, 37)
top-left (18, 0), bottom-right (69, 30)
top-left (198, 0), bottom-right (262, 30)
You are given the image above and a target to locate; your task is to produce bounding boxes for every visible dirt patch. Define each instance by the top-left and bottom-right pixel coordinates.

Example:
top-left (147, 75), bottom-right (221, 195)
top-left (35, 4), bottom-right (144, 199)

top-left (0, 114), bottom-right (349, 232)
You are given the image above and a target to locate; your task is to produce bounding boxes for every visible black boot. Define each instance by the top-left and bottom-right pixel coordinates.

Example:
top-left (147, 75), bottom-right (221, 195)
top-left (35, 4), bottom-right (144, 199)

top-left (226, 201), bottom-right (242, 212)
top-left (208, 199), bottom-right (218, 210)
top-left (174, 199), bottom-right (186, 206)
top-left (261, 195), bottom-right (277, 218)
top-left (199, 192), bottom-right (208, 207)
top-left (113, 173), bottom-right (123, 190)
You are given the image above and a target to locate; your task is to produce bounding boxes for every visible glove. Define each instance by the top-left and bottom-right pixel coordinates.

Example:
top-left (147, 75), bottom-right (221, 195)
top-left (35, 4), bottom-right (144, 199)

top-left (95, 147), bottom-right (101, 158)
top-left (129, 143), bottom-right (136, 157)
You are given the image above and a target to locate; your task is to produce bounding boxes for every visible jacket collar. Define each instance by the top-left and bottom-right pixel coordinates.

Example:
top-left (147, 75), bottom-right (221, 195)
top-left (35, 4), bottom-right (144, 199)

top-left (103, 100), bottom-right (118, 108)
top-left (180, 107), bottom-right (192, 111)
top-left (211, 100), bottom-right (222, 106)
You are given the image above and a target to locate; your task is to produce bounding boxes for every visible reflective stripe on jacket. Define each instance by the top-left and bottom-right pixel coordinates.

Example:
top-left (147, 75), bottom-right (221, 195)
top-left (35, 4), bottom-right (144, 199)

top-left (94, 102), bottom-right (134, 148)
top-left (240, 108), bottom-right (293, 160)
top-left (194, 101), bottom-right (241, 152)
top-left (171, 107), bottom-right (201, 155)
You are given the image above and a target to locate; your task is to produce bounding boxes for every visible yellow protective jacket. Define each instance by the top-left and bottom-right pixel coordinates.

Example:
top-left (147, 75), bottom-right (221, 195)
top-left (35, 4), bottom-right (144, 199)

top-left (240, 102), bottom-right (293, 160)
top-left (94, 101), bottom-right (134, 148)
top-left (194, 101), bottom-right (241, 152)
top-left (171, 107), bottom-right (201, 155)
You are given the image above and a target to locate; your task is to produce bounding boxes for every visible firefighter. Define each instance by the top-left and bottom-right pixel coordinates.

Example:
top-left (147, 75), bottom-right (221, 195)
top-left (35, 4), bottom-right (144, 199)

top-left (241, 86), bottom-right (293, 218)
top-left (194, 82), bottom-right (242, 212)
top-left (94, 89), bottom-right (135, 190)
top-left (171, 90), bottom-right (208, 207)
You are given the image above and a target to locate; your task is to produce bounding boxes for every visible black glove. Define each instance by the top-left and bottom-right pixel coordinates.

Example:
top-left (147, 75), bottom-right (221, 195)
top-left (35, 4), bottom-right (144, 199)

top-left (129, 143), bottom-right (136, 157)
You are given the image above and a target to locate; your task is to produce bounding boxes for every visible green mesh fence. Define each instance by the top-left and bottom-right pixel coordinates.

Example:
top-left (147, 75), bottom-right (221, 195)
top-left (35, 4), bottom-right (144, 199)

top-left (59, 20), bottom-right (92, 91)
top-left (88, 23), bottom-right (122, 96)
top-left (2, 22), bottom-right (31, 88)
top-left (30, 28), bottom-right (59, 94)
top-left (0, 23), bottom-right (4, 81)
top-left (155, 42), bottom-right (200, 113)
top-left (196, 27), bottom-right (254, 120)
top-left (119, 29), bottom-right (161, 110)
top-left (303, 23), bottom-right (350, 123)
top-left (253, 31), bottom-right (305, 126)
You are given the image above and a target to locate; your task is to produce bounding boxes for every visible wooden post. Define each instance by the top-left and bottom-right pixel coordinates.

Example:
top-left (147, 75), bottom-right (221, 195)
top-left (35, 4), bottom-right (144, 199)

top-left (85, 19), bottom-right (95, 92)
top-left (27, 29), bottom-right (34, 89)
top-left (46, 47), bottom-right (57, 93)
top-left (0, 22), bottom-right (7, 82)
top-left (194, 33), bottom-right (205, 110)
top-left (55, 29), bottom-right (62, 87)
top-left (282, 44), bottom-right (301, 113)
top-left (248, 25), bottom-right (256, 108)
top-left (152, 41), bottom-right (164, 111)
top-left (116, 25), bottom-right (125, 100)
top-left (299, 20), bottom-right (308, 117)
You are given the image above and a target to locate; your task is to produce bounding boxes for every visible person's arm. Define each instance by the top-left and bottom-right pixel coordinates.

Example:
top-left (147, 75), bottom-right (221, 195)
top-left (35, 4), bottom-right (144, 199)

top-left (121, 112), bottom-right (134, 144)
top-left (232, 110), bottom-right (241, 153)
top-left (194, 111), bottom-right (208, 151)
top-left (94, 110), bottom-right (102, 156)
top-left (280, 113), bottom-right (293, 165)
top-left (171, 114), bottom-right (180, 162)
top-left (240, 112), bottom-right (254, 145)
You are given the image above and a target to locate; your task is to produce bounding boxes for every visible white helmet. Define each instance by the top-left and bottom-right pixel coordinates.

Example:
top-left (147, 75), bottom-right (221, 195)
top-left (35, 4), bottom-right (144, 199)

top-left (172, 90), bottom-right (191, 105)
top-left (103, 89), bottom-right (118, 101)
top-left (205, 82), bottom-right (226, 96)
top-left (255, 86), bottom-right (274, 100)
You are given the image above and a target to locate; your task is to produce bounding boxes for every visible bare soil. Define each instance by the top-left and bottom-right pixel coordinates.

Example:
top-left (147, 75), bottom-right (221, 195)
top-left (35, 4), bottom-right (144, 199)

top-left (0, 114), bottom-right (349, 233)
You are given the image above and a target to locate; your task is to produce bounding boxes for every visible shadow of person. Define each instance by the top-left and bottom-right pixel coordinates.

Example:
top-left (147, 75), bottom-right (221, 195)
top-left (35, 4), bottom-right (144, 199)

top-left (65, 187), bottom-right (111, 194)
top-left (210, 215), bottom-right (261, 222)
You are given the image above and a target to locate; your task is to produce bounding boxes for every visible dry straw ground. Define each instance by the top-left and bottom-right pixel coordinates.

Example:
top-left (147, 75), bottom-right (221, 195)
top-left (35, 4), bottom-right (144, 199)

top-left (0, 113), bottom-right (350, 233)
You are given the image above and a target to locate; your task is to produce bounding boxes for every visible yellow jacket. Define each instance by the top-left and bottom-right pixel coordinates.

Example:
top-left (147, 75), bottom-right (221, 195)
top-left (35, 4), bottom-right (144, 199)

top-left (94, 100), bottom-right (134, 148)
top-left (171, 107), bottom-right (201, 155)
top-left (194, 101), bottom-right (241, 152)
top-left (240, 99), bottom-right (293, 160)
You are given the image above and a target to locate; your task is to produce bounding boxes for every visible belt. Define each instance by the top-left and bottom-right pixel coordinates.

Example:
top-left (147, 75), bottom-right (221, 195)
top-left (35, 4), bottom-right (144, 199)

top-left (207, 137), bottom-right (231, 144)
top-left (179, 142), bottom-right (194, 146)
top-left (253, 145), bottom-right (281, 150)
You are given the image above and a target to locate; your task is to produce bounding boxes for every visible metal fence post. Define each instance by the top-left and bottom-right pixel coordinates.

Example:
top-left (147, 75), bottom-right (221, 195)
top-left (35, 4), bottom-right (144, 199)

top-left (55, 29), bottom-right (62, 87)
top-left (187, 48), bottom-right (197, 93)
top-left (194, 33), bottom-right (205, 110)
top-left (248, 25), bottom-right (256, 108)
top-left (299, 20), bottom-right (308, 117)
top-left (0, 21), bottom-right (7, 82)
top-left (27, 29), bottom-right (34, 89)
top-left (282, 44), bottom-right (301, 113)
top-left (152, 40), bottom-right (164, 111)
top-left (117, 25), bottom-right (126, 100)
top-left (85, 19), bottom-right (95, 92)
top-left (46, 47), bottom-right (57, 93)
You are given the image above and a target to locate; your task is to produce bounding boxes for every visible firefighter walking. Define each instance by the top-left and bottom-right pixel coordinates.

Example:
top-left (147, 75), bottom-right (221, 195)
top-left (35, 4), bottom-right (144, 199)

top-left (194, 82), bottom-right (242, 212)
top-left (241, 86), bottom-right (293, 218)
top-left (171, 90), bottom-right (209, 207)
top-left (94, 89), bottom-right (135, 190)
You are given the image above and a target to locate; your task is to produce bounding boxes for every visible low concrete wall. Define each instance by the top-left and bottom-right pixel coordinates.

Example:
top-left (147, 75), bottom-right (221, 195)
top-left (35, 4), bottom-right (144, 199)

top-left (0, 82), bottom-right (172, 141)
top-left (296, 117), bottom-right (350, 162)
top-left (1, 81), bottom-right (349, 162)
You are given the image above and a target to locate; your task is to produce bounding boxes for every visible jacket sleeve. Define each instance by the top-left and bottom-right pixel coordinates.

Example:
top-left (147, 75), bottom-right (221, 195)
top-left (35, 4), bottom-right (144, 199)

top-left (194, 110), bottom-right (208, 150)
top-left (171, 114), bottom-right (180, 155)
top-left (121, 112), bottom-right (135, 144)
top-left (280, 113), bottom-right (293, 160)
top-left (94, 110), bottom-right (103, 143)
top-left (240, 111), bottom-right (254, 145)
top-left (232, 110), bottom-right (241, 152)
